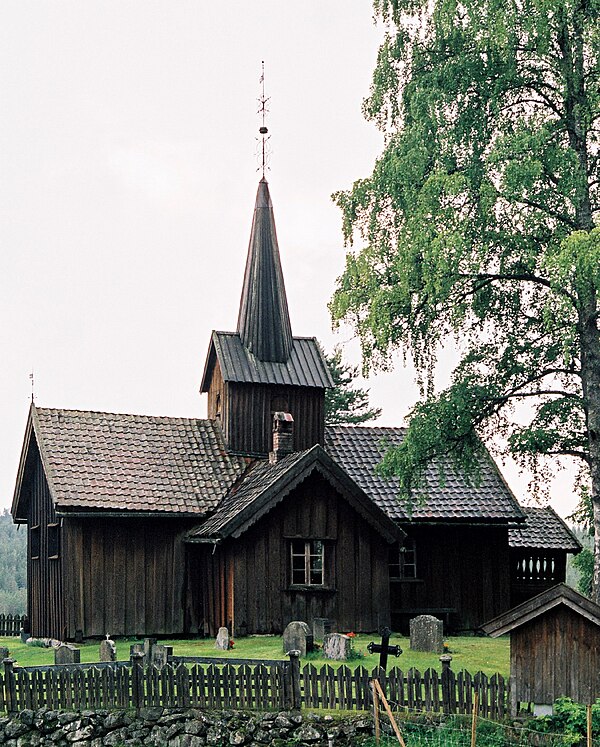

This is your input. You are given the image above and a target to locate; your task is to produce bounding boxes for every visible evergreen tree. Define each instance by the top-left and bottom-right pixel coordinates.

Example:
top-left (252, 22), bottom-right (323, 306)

top-left (331, 2), bottom-right (600, 592)
top-left (324, 347), bottom-right (382, 426)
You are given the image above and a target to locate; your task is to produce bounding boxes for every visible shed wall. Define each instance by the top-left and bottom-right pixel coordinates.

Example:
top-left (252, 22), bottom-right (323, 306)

top-left (512, 605), bottom-right (600, 705)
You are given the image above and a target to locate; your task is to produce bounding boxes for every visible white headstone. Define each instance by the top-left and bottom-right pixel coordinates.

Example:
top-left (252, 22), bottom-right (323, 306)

top-left (215, 627), bottom-right (230, 650)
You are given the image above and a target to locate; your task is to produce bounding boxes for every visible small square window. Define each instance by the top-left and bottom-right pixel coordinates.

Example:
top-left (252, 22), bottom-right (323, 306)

top-left (290, 540), bottom-right (325, 586)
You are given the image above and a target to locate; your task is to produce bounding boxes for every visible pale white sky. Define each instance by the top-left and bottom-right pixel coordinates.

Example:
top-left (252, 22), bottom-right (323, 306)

top-left (0, 1), bottom-right (578, 517)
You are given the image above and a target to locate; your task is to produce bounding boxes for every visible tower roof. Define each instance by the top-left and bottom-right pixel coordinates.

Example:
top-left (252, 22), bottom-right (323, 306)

top-left (236, 179), bottom-right (293, 362)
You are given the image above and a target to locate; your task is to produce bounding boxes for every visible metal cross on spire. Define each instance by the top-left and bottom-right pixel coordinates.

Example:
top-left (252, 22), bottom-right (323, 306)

top-left (257, 61), bottom-right (271, 178)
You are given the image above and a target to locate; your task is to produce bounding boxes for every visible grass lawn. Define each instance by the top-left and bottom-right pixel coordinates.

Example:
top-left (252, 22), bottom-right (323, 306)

top-left (0, 633), bottom-right (509, 676)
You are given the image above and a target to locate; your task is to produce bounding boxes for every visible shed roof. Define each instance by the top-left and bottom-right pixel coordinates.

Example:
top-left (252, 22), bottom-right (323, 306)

top-left (186, 444), bottom-right (403, 544)
top-left (12, 406), bottom-right (247, 518)
top-left (482, 583), bottom-right (600, 637)
top-left (508, 506), bottom-right (582, 552)
top-left (324, 426), bottom-right (525, 523)
top-left (200, 331), bottom-right (333, 391)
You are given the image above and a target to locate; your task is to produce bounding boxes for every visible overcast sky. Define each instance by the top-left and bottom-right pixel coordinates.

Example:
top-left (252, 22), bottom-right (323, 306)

top-left (0, 1), bottom-right (578, 517)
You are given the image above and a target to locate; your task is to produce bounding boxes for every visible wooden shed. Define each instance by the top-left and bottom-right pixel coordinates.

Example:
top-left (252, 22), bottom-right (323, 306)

top-left (482, 584), bottom-right (600, 712)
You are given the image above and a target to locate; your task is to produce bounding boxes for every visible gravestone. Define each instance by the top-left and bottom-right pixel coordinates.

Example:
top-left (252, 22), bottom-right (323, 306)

top-left (313, 618), bottom-right (336, 641)
top-left (55, 644), bottom-right (80, 665)
top-left (323, 633), bottom-right (351, 661)
top-left (20, 631), bottom-right (29, 644)
top-left (99, 636), bottom-right (117, 662)
top-left (0, 647), bottom-right (9, 661)
top-left (410, 614), bottom-right (444, 653)
top-left (130, 643), bottom-right (144, 658)
top-left (151, 644), bottom-right (173, 668)
top-left (283, 621), bottom-right (313, 657)
top-left (143, 638), bottom-right (157, 662)
top-left (215, 627), bottom-right (231, 650)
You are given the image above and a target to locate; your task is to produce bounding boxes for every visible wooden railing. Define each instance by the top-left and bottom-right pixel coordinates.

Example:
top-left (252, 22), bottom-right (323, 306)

top-left (0, 653), bottom-right (508, 716)
top-left (0, 615), bottom-right (27, 637)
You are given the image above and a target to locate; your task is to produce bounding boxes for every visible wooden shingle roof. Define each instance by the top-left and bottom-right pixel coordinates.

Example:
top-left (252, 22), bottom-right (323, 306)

top-left (236, 178), bottom-right (293, 363)
top-left (187, 444), bottom-right (403, 544)
top-left (200, 331), bottom-right (333, 391)
top-left (324, 425), bottom-right (525, 522)
top-left (482, 583), bottom-right (600, 636)
top-left (508, 506), bottom-right (582, 552)
top-left (12, 407), bottom-right (247, 517)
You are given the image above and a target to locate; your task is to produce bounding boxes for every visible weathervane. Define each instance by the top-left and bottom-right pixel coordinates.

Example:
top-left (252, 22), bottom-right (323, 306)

top-left (257, 61), bottom-right (271, 178)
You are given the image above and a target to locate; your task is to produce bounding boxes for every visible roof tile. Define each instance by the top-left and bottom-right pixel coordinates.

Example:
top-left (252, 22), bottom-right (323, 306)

top-left (324, 425), bottom-right (524, 521)
top-left (33, 407), bottom-right (246, 514)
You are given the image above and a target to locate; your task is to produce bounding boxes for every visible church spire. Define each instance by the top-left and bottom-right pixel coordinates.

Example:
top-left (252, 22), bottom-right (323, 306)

top-left (236, 179), bottom-right (293, 362)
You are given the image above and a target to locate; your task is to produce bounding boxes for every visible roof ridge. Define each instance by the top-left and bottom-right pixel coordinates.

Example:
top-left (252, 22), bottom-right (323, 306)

top-left (34, 406), bottom-right (212, 423)
top-left (326, 424), bottom-right (406, 432)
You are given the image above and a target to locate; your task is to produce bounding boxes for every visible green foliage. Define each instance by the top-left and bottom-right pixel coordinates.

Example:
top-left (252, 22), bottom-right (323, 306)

top-left (324, 347), bottom-right (382, 426)
top-left (526, 697), bottom-right (600, 746)
top-left (0, 510), bottom-right (27, 615)
top-left (573, 547), bottom-right (594, 596)
top-left (331, 0), bottom-right (600, 512)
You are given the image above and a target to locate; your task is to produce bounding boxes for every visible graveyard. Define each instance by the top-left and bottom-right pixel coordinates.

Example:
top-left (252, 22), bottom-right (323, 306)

top-left (0, 632), bottom-right (510, 675)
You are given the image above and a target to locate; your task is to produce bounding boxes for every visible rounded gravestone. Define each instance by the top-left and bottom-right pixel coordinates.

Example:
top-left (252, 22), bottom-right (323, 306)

top-left (215, 627), bottom-right (231, 650)
top-left (409, 615), bottom-right (444, 653)
top-left (283, 621), bottom-right (313, 657)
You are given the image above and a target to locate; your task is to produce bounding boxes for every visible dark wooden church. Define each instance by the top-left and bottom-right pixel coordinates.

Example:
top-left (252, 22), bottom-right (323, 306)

top-left (11, 179), bottom-right (581, 641)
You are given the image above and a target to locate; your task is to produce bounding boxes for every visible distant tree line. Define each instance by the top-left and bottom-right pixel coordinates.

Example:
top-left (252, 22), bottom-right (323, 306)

top-left (0, 510), bottom-right (27, 615)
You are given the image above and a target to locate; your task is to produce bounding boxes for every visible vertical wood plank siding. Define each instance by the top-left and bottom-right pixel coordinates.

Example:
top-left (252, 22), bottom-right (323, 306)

top-left (64, 519), bottom-right (192, 639)
top-left (390, 525), bottom-right (511, 632)
top-left (207, 360), bottom-right (325, 455)
top-left (512, 605), bottom-right (600, 705)
top-left (200, 472), bottom-right (390, 636)
top-left (26, 441), bottom-right (65, 641)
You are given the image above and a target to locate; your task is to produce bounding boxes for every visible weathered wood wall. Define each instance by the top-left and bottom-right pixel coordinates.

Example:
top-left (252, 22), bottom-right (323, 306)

top-left (512, 605), bottom-right (600, 705)
top-left (206, 360), bottom-right (325, 455)
top-left (24, 440), bottom-right (65, 641)
top-left (390, 525), bottom-right (511, 632)
top-left (198, 472), bottom-right (391, 636)
top-left (63, 518), bottom-right (193, 639)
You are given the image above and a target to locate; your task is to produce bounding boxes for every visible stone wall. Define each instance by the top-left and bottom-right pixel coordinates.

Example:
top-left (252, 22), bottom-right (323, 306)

top-left (0, 707), bottom-right (375, 746)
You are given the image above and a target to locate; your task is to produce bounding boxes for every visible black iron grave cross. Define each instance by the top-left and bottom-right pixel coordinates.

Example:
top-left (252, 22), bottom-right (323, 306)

top-left (367, 626), bottom-right (402, 670)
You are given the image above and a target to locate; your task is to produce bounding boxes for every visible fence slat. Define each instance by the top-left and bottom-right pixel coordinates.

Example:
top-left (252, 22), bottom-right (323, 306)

top-left (1, 655), bottom-right (508, 717)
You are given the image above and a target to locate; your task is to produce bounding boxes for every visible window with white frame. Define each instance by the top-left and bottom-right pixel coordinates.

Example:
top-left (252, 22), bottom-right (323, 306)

top-left (290, 539), bottom-right (325, 586)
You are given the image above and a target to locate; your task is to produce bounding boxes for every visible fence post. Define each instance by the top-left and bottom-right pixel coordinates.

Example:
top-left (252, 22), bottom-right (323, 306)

top-left (3, 658), bottom-right (16, 713)
top-left (286, 650), bottom-right (301, 710)
top-left (130, 651), bottom-right (144, 715)
top-left (440, 654), bottom-right (453, 715)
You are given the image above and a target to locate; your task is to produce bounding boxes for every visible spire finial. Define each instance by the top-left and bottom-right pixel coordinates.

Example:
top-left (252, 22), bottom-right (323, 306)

top-left (257, 61), bottom-right (270, 178)
top-left (29, 370), bottom-right (35, 404)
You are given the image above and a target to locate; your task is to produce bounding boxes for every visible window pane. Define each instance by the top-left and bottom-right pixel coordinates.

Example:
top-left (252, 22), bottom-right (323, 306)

top-left (292, 569), bottom-right (306, 585)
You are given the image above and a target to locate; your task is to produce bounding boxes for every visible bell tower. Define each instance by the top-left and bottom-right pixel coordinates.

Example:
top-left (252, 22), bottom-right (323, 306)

top-left (200, 179), bottom-right (332, 456)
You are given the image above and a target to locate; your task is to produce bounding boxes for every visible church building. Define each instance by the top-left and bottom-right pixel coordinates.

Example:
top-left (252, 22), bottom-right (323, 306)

top-left (11, 179), bottom-right (581, 641)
